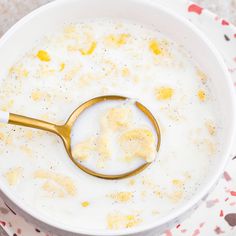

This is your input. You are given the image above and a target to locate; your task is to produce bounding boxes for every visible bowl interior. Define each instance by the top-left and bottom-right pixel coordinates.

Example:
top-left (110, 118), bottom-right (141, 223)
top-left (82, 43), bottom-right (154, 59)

top-left (0, 0), bottom-right (235, 235)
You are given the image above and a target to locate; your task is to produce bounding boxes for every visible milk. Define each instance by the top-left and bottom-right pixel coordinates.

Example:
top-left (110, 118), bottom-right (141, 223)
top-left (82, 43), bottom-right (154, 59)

top-left (0, 19), bottom-right (221, 231)
top-left (71, 100), bottom-right (158, 175)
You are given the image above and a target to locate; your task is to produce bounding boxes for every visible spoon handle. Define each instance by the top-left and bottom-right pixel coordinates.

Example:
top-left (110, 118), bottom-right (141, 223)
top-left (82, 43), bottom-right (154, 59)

top-left (0, 110), bottom-right (59, 135)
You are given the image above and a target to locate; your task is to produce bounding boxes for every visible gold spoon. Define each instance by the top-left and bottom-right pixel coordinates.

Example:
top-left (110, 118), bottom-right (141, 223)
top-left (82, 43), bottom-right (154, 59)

top-left (0, 95), bottom-right (161, 179)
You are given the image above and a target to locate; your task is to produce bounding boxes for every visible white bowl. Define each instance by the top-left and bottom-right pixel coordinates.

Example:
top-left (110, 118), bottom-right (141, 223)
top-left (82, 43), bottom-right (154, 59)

top-left (0, 0), bottom-right (235, 235)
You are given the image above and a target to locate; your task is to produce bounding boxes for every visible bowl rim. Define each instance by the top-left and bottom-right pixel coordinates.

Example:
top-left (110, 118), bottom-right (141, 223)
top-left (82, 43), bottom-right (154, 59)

top-left (0, 0), bottom-right (235, 235)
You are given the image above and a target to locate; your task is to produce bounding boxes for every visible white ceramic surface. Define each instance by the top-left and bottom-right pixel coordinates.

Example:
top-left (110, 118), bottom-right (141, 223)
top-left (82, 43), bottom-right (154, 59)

top-left (0, 0), bottom-right (235, 235)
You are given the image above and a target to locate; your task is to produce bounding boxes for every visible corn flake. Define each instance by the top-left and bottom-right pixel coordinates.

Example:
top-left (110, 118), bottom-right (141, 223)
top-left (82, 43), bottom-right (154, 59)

top-left (105, 34), bottom-right (130, 47)
top-left (79, 41), bottom-right (97, 55)
top-left (5, 167), bottom-right (23, 186)
top-left (107, 212), bottom-right (141, 230)
top-left (149, 39), bottom-right (162, 55)
top-left (81, 201), bottom-right (90, 207)
top-left (37, 50), bottom-right (51, 62)
top-left (120, 128), bottom-right (156, 162)
top-left (34, 170), bottom-right (76, 196)
top-left (197, 89), bottom-right (206, 102)
top-left (109, 192), bottom-right (133, 203)
top-left (156, 87), bottom-right (174, 100)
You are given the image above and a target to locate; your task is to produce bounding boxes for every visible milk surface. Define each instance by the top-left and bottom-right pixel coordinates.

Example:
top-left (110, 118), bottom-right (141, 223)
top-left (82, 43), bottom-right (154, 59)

top-left (0, 19), bottom-right (221, 231)
top-left (71, 100), bottom-right (158, 175)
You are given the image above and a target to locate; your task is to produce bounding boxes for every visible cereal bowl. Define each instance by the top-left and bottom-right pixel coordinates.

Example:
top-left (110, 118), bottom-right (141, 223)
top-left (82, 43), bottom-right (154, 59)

top-left (0, 0), bottom-right (235, 235)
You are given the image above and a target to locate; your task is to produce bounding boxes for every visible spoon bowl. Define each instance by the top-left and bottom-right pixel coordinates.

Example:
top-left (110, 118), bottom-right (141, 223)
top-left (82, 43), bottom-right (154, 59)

top-left (0, 95), bottom-right (161, 179)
